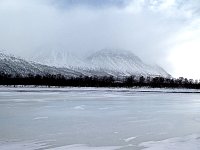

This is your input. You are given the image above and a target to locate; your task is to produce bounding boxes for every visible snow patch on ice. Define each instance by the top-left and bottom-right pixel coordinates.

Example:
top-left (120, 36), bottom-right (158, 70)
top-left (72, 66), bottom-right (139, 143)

top-left (124, 137), bottom-right (137, 142)
top-left (73, 105), bottom-right (85, 110)
top-left (140, 134), bottom-right (200, 150)
top-left (99, 107), bottom-right (112, 110)
top-left (47, 144), bottom-right (122, 150)
top-left (0, 142), bottom-right (122, 150)
top-left (33, 117), bottom-right (48, 120)
top-left (194, 117), bottom-right (200, 122)
top-left (0, 141), bottom-right (49, 150)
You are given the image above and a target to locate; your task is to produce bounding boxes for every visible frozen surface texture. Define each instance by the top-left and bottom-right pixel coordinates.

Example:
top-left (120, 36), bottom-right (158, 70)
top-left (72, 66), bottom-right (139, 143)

top-left (140, 134), bottom-right (200, 150)
top-left (0, 87), bottom-right (200, 150)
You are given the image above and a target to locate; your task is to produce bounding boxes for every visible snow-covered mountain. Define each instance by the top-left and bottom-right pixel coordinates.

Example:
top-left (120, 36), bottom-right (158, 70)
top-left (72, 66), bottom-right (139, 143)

top-left (33, 49), bottom-right (88, 69)
top-left (0, 49), bottom-right (171, 78)
top-left (0, 52), bottom-right (84, 77)
top-left (86, 49), bottom-right (170, 77)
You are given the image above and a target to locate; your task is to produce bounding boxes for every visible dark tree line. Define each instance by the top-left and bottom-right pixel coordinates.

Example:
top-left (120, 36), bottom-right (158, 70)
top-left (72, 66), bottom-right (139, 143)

top-left (0, 72), bottom-right (200, 89)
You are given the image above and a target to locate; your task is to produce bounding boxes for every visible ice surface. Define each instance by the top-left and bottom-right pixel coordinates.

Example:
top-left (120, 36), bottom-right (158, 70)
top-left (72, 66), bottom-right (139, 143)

top-left (140, 134), bottom-right (200, 150)
top-left (33, 117), bottom-right (49, 120)
top-left (0, 87), bottom-right (200, 150)
top-left (0, 142), bottom-right (121, 150)
top-left (47, 144), bottom-right (122, 150)
top-left (0, 141), bottom-right (49, 150)
top-left (73, 105), bottom-right (86, 110)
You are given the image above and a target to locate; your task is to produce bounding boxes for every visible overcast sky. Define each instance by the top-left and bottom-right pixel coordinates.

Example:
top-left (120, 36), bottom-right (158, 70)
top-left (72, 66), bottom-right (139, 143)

top-left (0, 0), bottom-right (200, 79)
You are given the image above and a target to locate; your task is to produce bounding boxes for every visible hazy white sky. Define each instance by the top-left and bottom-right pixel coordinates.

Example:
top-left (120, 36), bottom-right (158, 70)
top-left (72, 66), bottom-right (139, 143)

top-left (0, 0), bottom-right (200, 79)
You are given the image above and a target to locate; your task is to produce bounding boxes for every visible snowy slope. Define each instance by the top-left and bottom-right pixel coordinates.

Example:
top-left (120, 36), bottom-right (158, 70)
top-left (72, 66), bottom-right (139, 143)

top-left (0, 49), bottom-right (170, 78)
top-left (33, 49), bottom-right (88, 69)
top-left (86, 49), bottom-right (170, 77)
top-left (0, 53), bottom-right (83, 77)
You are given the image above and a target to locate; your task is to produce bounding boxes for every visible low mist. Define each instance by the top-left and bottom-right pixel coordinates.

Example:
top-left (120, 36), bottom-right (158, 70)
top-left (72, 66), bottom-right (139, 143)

top-left (0, 0), bottom-right (200, 78)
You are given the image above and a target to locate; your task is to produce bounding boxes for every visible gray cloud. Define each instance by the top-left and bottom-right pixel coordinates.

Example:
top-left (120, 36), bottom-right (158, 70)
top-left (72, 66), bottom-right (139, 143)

top-left (51, 0), bottom-right (129, 9)
top-left (0, 0), bottom-right (199, 75)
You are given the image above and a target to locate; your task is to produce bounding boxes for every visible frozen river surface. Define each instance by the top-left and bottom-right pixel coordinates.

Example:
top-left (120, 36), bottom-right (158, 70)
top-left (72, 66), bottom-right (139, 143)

top-left (0, 87), bottom-right (200, 150)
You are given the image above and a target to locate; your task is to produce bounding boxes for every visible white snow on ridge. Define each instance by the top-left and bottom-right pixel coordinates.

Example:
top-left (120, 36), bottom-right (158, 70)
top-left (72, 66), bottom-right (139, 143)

top-left (0, 52), bottom-right (84, 77)
top-left (20, 49), bottom-right (170, 78)
top-left (86, 49), bottom-right (170, 77)
top-left (33, 49), bottom-right (88, 69)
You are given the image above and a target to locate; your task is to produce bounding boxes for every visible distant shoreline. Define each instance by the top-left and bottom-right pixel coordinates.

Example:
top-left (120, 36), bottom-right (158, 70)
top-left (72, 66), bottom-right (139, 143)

top-left (1, 74), bottom-right (200, 89)
top-left (1, 86), bottom-right (200, 94)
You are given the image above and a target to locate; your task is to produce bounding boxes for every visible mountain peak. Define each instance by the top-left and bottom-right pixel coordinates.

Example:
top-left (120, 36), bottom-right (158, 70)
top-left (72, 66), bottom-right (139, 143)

top-left (86, 49), bottom-right (170, 77)
top-left (0, 50), bottom-right (171, 78)
top-left (91, 49), bottom-right (139, 57)
top-left (32, 49), bottom-right (87, 68)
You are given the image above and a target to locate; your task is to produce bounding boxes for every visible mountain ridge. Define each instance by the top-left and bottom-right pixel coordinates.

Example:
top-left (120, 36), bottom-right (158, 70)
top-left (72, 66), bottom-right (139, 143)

top-left (85, 49), bottom-right (170, 77)
top-left (0, 49), bottom-right (171, 78)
